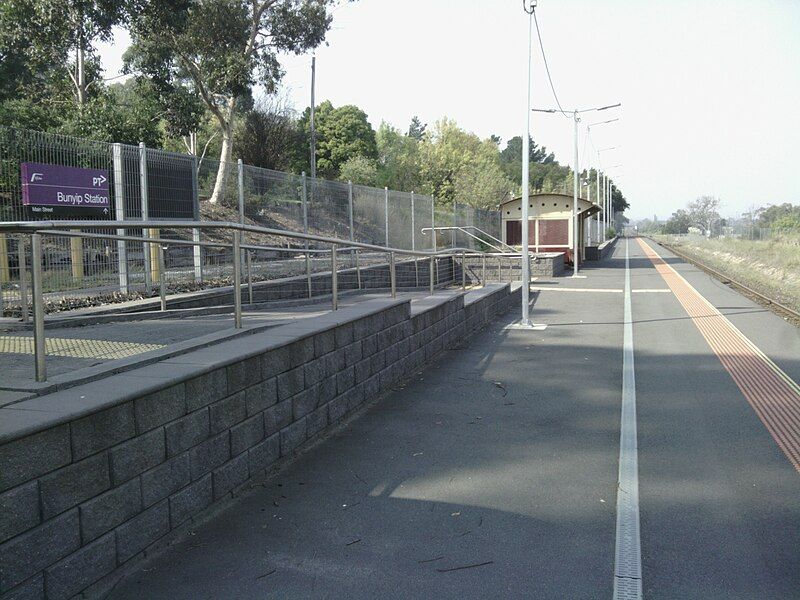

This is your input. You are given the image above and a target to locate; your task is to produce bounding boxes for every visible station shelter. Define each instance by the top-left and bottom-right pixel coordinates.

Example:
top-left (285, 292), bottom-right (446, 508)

top-left (500, 192), bottom-right (601, 265)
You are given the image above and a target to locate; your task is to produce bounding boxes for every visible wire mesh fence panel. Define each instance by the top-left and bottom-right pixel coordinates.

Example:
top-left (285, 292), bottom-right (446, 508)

top-left (307, 178), bottom-right (351, 244)
top-left (352, 184), bottom-right (388, 247)
top-left (414, 195), bottom-right (435, 251)
top-left (241, 166), bottom-right (304, 239)
top-left (387, 190), bottom-right (413, 250)
top-left (433, 204), bottom-right (455, 249)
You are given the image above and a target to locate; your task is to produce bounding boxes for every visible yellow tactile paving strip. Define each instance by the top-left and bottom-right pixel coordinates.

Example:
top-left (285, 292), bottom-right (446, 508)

top-left (0, 336), bottom-right (165, 360)
top-left (638, 237), bottom-right (800, 473)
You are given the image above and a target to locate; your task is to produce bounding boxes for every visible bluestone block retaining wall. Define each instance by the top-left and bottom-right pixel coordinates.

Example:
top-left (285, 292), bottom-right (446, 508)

top-left (0, 284), bottom-right (518, 599)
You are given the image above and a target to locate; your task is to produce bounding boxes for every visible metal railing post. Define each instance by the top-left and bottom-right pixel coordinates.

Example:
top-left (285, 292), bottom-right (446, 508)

top-left (482, 254), bottom-right (487, 287)
top-left (157, 243), bottom-right (167, 311)
top-left (429, 255), bottom-right (435, 294)
top-left (237, 159), bottom-right (253, 305)
top-left (461, 251), bottom-right (466, 290)
top-left (389, 252), bottom-right (396, 298)
top-left (411, 191), bottom-right (418, 288)
top-left (233, 231), bottom-right (242, 329)
top-left (384, 187), bottom-right (389, 248)
top-left (112, 143), bottom-right (129, 293)
top-left (18, 237), bottom-right (29, 323)
top-left (331, 245), bottom-right (338, 311)
top-left (355, 249), bottom-right (361, 290)
top-left (191, 154), bottom-right (202, 283)
top-left (302, 172), bottom-right (312, 298)
top-left (31, 234), bottom-right (46, 382)
top-left (348, 180), bottom-right (354, 243)
top-left (139, 142), bottom-right (152, 292)
top-left (246, 251), bottom-right (254, 305)
top-left (192, 228), bottom-right (202, 283)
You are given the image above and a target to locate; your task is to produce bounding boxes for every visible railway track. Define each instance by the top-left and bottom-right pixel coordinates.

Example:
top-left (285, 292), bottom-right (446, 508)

top-left (647, 236), bottom-right (800, 327)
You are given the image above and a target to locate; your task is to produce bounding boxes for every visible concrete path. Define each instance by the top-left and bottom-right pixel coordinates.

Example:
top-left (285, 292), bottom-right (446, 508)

top-left (109, 239), bottom-right (800, 599)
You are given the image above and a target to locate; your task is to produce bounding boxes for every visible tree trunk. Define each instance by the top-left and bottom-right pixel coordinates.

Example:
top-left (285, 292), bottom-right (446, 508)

top-left (208, 98), bottom-right (236, 205)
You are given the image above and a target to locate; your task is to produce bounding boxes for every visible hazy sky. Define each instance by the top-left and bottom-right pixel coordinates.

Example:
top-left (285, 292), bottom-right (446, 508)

top-left (97, 0), bottom-right (800, 220)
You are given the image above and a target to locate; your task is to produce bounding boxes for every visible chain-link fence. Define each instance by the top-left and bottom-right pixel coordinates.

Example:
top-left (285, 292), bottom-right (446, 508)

top-left (1, 125), bottom-right (502, 314)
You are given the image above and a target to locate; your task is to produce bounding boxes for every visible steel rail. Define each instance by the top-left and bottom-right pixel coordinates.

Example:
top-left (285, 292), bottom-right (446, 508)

top-left (651, 237), bottom-right (800, 322)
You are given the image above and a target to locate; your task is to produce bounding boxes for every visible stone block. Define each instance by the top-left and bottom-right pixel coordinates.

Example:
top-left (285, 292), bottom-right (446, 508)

top-left (327, 395), bottom-right (349, 424)
top-left (313, 329), bottom-right (335, 358)
top-left (212, 453), bottom-right (249, 500)
top-left (336, 367), bottom-right (355, 395)
top-left (287, 338), bottom-right (314, 369)
top-left (334, 323), bottom-right (354, 348)
top-left (248, 433), bottom-right (279, 474)
top-left (134, 384), bottom-right (186, 433)
top-left (369, 351), bottom-right (386, 376)
top-left (1, 573), bottom-right (42, 600)
top-left (115, 500), bottom-right (169, 564)
top-left (361, 334), bottom-right (377, 357)
top-left (164, 409), bottom-right (209, 458)
top-left (185, 369), bottom-right (228, 412)
top-left (226, 356), bottom-right (262, 395)
top-left (264, 401), bottom-right (292, 437)
top-left (0, 425), bottom-right (71, 493)
top-left (0, 482), bottom-right (40, 544)
top-left (261, 345), bottom-right (291, 380)
top-left (277, 367), bottom-right (304, 401)
top-left (208, 392), bottom-right (247, 434)
top-left (306, 405), bottom-right (328, 437)
top-left (71, 403), bottom-right (135, 461)
top-left (303, 358), bottom-right (324, 387)
top-left (0, 510), bottom-right (79, 593)
top-left (140, 454), bottom-right (190, 508)
top-left (316, 376), bottom-right (337, 405)
top-left (291, 389), bottom-right (317, 421)
top-left (188, 433), bottom-right (230, 480)
top-left (244, 379), bottom-right (277, 416)
top-left (80, 478), bottom-right (141, 542)
top-left (343, 341), bottom-right (362, 367)
top-left (230, 415), bottom-right (264, 456)
top-left (110, 428), bottom-right (165, 485)
top-left (44, 533), bottom-right (115, 600)
top-left (354, 358), bottom-right (371, 384)
top-left (40, 454), bottom-right (110, 520)
top-left (169, 474), bottom-right (212, 528)
top-left (280, 418), bottom-right (306, 456)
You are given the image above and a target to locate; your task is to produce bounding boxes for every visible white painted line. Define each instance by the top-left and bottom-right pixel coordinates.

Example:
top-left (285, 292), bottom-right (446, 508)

top-left (530, 287), bottom-right (623, 293)
top-left (631, 288), bottom-right (671, 293)
top-left (613, 237), bottom-right (643, 599)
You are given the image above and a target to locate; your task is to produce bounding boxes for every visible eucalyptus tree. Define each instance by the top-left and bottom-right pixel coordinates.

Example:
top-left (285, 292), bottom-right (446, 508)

top-left (126, 0), bottom-right (342, 204)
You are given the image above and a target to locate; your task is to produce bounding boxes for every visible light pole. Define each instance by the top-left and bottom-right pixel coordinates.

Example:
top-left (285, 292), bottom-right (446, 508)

top-left (532, 103), bottom-right (620, 273)
top-left (519, 0), bottom-right (536, 327)
top-left (587, 117), bottom-right (619, 241)
top-left (595, 146), bottom-right (620, 240)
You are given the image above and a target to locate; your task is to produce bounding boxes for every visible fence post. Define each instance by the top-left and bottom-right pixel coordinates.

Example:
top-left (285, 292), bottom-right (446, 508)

top-left (384, 187), bottom-right (389, 248)
top-left (348, 180), bottom-right (354, 243)
top-left (331, 245), bottom-right (338, 311)
top-left (70, 231), bottom-right (84, 282)
top-left (411, 191), bottom-right (418, 287)
top-left (18, 237), bottom-right (29, 323)
top-left (112, 143), bottom-right (129, 293)
top-left (430, 255), bottom-right (435, 294)
top-left (191, 154), bottom-right (202, 283)
top-left (139, 142), bottom-right (152, 292)
top-left (302, 172), bottom-right (312, 298)
top-left (452, 201), bottom-right (457, 248)
top-left (237, 159), bottom-right (253, 304)
top-left (233, 231), bottom-right (242, 329)
top-left (31, 234), bottom-right (46, 382)
top-left (482, 254), bottom-right (487, 287)
top-left (461, 251), bottom-right (466, 290)
top-left (0, 234), bottom-right (7, 316)
top-left (157, 243), bottom-right (167, 311)
top-left (355, 249), bottom-right (361, 290)
top-left (389, 252), bottom-right (396, 298)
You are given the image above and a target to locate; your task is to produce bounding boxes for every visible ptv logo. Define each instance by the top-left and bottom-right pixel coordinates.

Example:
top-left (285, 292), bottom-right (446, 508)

top-left (30, 173), bottom-right (43, 182)
top-left (92, 175), bottom-right (107, 187)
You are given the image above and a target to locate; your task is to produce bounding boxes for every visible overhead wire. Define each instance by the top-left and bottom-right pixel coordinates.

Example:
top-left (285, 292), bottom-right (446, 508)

top-left (531, 7), bottom-right (571, 119)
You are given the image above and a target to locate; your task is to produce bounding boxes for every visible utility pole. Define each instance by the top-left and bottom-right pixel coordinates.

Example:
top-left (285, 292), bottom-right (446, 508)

top-left (572, 110), bottom-right (579, 277)
top-left (519, 0), bottom-right (536, 327)
top-left (310, 54), bottom-right (316, 181)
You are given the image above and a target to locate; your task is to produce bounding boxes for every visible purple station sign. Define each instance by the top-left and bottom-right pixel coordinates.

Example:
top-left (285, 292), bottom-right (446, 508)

top-left (21, 162), bottom-right (111, 216)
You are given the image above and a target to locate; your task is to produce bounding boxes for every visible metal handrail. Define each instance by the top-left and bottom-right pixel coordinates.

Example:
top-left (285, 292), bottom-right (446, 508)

top-left (3, 219), bottom-right (529, 383)
top-left (420, 225), bottom-right (515, 253)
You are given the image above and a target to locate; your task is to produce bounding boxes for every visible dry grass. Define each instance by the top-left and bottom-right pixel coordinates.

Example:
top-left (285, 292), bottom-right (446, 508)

top-left (653, 233), bottom-right (800, 313)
